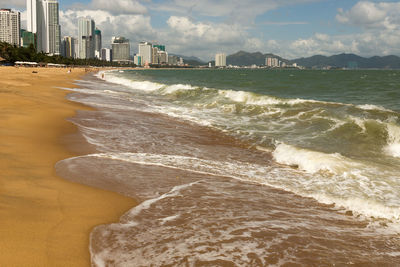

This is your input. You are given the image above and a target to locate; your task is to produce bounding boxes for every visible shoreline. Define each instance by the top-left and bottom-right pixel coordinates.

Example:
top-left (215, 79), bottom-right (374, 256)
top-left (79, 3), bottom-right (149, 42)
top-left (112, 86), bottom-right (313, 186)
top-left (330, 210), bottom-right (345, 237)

top-left (0, 66), bottom-right (136, 266)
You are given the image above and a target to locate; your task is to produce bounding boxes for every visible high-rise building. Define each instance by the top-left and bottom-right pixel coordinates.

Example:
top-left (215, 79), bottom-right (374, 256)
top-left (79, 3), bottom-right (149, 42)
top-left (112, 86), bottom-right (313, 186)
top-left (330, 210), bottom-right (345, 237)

top-left (153, 44), bottom-right (165, 52)
top-left (215, 53), bottom-right (226, 67)
top-left (152, 46), bottom-right (159, 64)
top-left (158, 50), bottom-right (168, 64)
top-left (40, 0), bottom-right (60, 55)
top-left (27, 0), bottom-right (37, 33)
top-left (101, 48), bottom-right (112, 62)
top-left (111, 36), bottom-right (130, 63)
top-left (61, 36), bottom-right (75, 58)
top-left (27, 0), bottom-right (42, 51)
top-left (0, 9), bottom-right (21, 46)
top-left (73, 38), bottom-right (79, 58)
top-left (94, 28), bottom-right (101, 59)
top-left (266, 57), bottom-right (279, 67)
top-left (21, 29), bottom-right (36, 48)
top-left (138, 41), bottom-right (152, 66)
top-left (134, 55), bottom-right (141, 66)
top-left (168, 55), bottom-right (178, 65)
top-left (29, 0), bottom-right (61, 54)
top-left (78, 17), bottom-right (95, 59)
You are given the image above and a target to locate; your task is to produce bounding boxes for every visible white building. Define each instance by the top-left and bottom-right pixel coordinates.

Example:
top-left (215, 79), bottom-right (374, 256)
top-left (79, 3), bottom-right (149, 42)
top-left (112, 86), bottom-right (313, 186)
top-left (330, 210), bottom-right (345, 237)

top-left (266, 57), bottom-right (280, 67)
top-left (26, 0), bottom-right (42, 50)
top-left (112, 37), bottom-right (130, 63)
top-left (73, 38), bottom-right (79, 58)
top-left (158, 50), bottom-right (168, 64)
top-left (41, 0), bottom-right (61, 55)
top-left (27, 0), bottom-right (37, 33)
top-left (78, 17), bottom-right (95, 59)
top-left (0, 9), bottom-right (20, 46)
top-left (101, 48), bottom-right (112, 62)
top-left (28, 0), bottom-right (60, 54)
top-left (215, 53), bottom-right (226, 67)
top-left (138, 42), bottom-right (152, 66)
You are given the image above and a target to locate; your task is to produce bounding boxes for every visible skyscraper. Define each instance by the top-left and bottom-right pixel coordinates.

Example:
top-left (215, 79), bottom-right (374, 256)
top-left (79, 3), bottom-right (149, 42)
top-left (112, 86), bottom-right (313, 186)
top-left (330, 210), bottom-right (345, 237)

top-left (0, 9), bottom-right (21, 46)
top-left (28, 0), bottom-right (60, 54)
top-left (41, 0), bottom-right (61, 55)
top-left (27, 0), bottom-right (41, 51)
top-left (152, 46), bottom-right (159, 64)
top-left (158, 50), bottom-right (168, 64)
top-left (94, 28), bottom-right (101, 59)
top-left (27, 0), bottom-right (37, 33)
top-left (215, 53), bottom-right (226, 67)
top-left (111, 36), bottom-right (130, 63)
top-left (78, 17), bottom-right (95, 59)
top-left (61, 36), bottom-right (75, 58)
top-left (138, 42), bottom-right (152, 66)
top-left (101, 48), bottom-right (112, 62)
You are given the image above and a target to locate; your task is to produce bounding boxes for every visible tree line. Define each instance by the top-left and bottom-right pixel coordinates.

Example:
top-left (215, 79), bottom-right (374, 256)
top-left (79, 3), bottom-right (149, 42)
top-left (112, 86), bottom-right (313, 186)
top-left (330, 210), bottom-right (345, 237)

top-left (0, 42), bottom-right (135, 67)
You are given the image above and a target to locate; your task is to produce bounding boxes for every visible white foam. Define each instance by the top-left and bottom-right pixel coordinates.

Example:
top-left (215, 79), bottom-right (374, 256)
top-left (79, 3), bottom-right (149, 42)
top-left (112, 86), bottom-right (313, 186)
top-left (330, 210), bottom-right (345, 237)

top-left (73, 152), bottom-right (400, 222)
top-left (219, 89), bottom-right (320, 107)
top-left (104, 74), bottom-right (163, 92)
top-left (123, 181), bottom-right (200, 225)
top-left (272, 143), bottom-right (357, 174)
top-left (159, 214), bottom-right (180, 224)
top-left (161, 84), bottom-right (196, 94)
top-left (385, 123), bottom-right (400, 158)
top-left (311, 193), bottom-right (400, 222)
top-left (357, 104), bottom-right (392, 112)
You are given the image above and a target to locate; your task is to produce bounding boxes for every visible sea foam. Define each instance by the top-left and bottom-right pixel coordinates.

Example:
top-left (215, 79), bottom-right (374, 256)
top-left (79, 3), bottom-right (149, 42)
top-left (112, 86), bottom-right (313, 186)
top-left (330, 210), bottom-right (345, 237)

top-left (272, 143), bottom-right (357, 174)
top-left (385, 123), bottom-right (400, 158)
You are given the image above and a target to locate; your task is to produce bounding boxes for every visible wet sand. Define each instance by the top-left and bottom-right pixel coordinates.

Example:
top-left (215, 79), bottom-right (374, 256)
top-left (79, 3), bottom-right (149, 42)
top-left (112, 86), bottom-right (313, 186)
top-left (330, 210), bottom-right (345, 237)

top-left (0, 67), bottom-right (135, 266)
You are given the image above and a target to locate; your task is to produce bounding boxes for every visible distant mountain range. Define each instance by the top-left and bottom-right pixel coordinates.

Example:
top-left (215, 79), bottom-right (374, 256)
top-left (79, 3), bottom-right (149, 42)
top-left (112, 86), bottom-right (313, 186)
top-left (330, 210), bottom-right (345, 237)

top-left (291, 53), bottom-right (400, 69)
top-left (195, 51), bottom-right (400, 69)
top-left (175, 51), bottom-right (400, 69)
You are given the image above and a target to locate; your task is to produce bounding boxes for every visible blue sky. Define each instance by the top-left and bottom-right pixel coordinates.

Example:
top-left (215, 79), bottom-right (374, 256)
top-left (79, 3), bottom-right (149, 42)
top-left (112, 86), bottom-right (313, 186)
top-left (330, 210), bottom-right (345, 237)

top-left (3, 0), bottom-right (400, 60)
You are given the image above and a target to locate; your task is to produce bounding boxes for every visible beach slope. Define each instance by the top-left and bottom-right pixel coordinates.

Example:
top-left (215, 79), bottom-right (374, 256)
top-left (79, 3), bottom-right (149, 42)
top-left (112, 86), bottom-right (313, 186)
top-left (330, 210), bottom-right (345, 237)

top-left (0, 67), bottom-right (135, 266)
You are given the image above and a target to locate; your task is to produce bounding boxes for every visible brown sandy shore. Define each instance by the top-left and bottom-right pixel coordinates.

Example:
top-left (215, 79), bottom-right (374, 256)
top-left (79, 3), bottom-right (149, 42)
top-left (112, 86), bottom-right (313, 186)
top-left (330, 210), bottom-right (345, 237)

top-left (0, 67), bottom-right (135, 266)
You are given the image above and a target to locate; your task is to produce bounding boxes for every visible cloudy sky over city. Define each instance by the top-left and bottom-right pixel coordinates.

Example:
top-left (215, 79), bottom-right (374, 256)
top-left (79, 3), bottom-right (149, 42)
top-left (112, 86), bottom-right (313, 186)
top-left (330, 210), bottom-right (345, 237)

top-left (3, 0), bottom-right (400, 60)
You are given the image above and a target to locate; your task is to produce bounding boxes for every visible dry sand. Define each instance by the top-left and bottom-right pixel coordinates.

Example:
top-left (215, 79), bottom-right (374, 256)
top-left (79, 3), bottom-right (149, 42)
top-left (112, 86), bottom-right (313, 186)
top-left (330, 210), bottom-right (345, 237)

top-left (0, 67), bottom-right (135, 266)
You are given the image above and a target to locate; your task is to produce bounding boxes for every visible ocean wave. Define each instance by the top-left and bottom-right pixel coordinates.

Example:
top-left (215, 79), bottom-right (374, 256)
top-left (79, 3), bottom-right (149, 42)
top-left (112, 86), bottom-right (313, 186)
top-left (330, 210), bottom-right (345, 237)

top-left (75, 152), bottom-right (400, 222)
top-left (101, 71), bottom-right (397, 116)
top-left (357, 104), bottom-right (392, 112)
top-left (385, 123), bottom-right (400, 158)
top-left (219, 89), bottom-right (316, 106)
top-left (272, 143), bottom-right (359, 174)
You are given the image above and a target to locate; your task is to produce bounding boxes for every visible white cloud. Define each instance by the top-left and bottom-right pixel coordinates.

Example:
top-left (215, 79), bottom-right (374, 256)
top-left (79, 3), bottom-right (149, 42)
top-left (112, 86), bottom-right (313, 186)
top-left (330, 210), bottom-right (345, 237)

top-left (336, 1), bottom-right (400, 30)
top-left (161, 16), bottom-right (264, 60)
top-left (154, 0), bottom-right (318, 24)
top-left (88, 0), bottom-right (148, 15)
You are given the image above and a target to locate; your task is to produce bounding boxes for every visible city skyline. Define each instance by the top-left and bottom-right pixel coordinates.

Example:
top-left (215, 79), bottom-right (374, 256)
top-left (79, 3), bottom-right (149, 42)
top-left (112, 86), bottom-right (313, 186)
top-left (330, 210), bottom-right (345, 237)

top-left (2, 0), bottom-right (400, 61)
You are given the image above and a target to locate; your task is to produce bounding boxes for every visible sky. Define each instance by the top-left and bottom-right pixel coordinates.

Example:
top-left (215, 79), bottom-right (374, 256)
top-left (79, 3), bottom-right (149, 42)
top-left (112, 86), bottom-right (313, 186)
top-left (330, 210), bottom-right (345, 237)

top-left (2, 0), bottom-right (400, 61)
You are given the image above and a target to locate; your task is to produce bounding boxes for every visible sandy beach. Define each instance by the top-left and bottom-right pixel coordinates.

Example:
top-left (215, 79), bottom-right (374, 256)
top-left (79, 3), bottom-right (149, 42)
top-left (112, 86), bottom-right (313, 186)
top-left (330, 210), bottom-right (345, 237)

top-left (0, 67), bottom-right (135, 266)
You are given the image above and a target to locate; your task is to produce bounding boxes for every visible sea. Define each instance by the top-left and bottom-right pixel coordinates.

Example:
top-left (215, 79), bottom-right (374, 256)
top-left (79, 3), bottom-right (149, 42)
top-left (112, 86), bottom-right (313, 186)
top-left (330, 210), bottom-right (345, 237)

top-left (56, 69), bottom-right (400, 266)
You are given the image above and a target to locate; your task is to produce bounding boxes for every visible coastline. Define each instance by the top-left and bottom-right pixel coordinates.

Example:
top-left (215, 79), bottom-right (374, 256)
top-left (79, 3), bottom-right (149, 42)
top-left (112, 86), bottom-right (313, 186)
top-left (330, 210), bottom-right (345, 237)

top-left (0, 67), bottom-right (135, 266)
